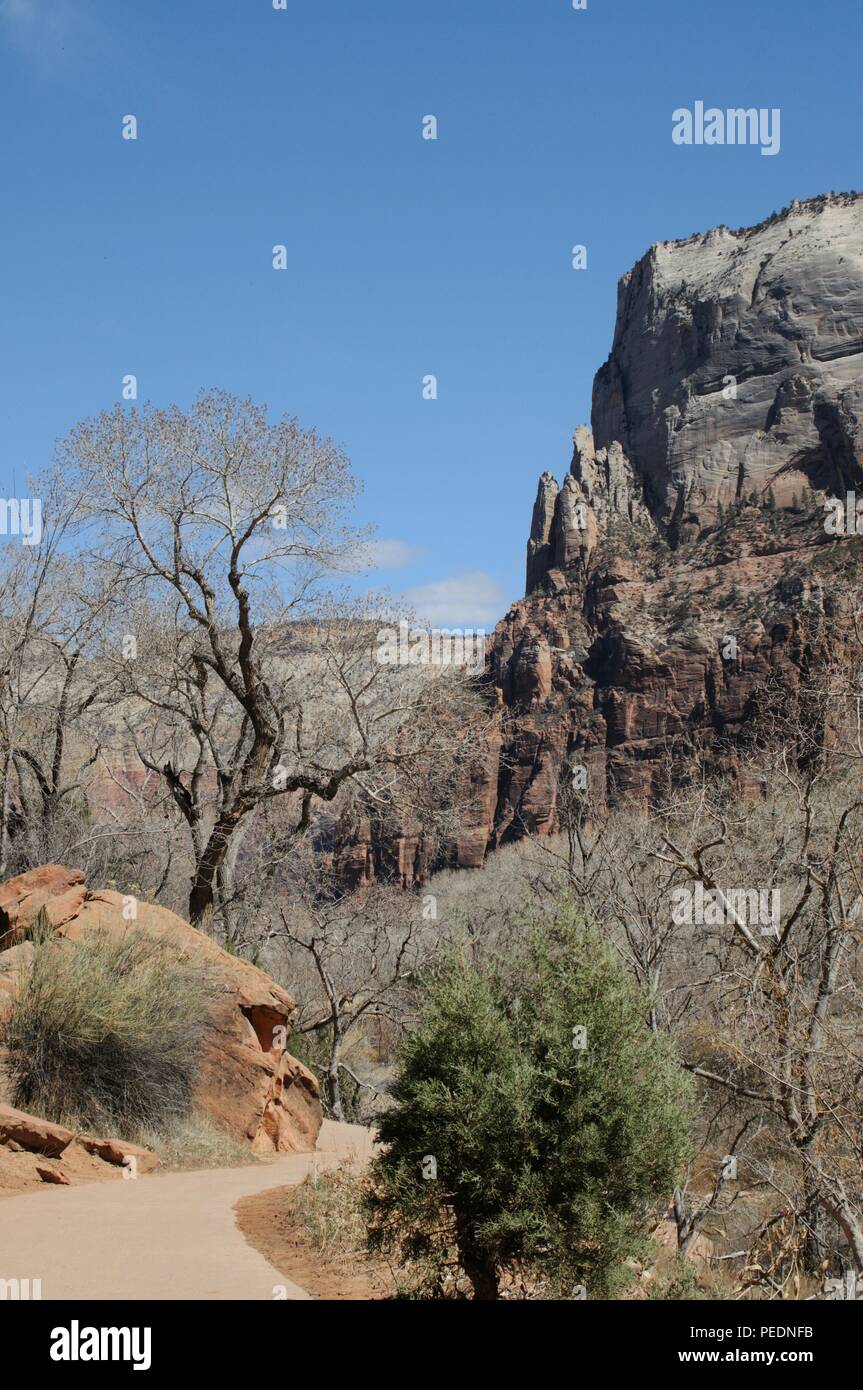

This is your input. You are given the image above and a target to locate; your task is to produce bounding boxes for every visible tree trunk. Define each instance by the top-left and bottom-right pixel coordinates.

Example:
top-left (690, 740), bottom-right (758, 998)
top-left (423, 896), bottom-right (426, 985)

top-left (188, 874), bottom-right (216, 933)
top-left (326, 1065), bottom-right (344, 1122)
top-left (456, 1219), bottom-right (498, 1299)
top-left (216, 819), bottom-right (251, 947)
top-left (188, 808), bottom-right (246, 931)
top-left (0, 743), bottom-right (14, 880)
top-left (327, 1026), bottom-right (345, 1121)
top-left (460, 1249), bottom-right (499, 1300)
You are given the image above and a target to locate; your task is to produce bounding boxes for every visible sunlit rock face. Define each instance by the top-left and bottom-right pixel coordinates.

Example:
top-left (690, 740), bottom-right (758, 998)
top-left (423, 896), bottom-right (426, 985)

top-left (592, 193), bottom-right (863, 535)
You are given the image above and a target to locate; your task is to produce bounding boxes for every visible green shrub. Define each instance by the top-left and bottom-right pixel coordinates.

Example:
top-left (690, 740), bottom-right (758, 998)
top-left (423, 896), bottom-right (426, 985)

top-left (366, 903), bottom-right (694, 1299)
top-left (6, 926), bottom-right (212, 1133)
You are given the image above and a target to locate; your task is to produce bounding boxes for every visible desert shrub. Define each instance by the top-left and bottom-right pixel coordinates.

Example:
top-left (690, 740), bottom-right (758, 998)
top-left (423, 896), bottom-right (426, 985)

top-left (365, 902), bottom-right (694, 1299)
top-left (6, 926), bottom-right (212, 1132)
top-left (292, 1164), bottom-right (368, 1256)
top-left (8, 904), bottom-right (55, 947)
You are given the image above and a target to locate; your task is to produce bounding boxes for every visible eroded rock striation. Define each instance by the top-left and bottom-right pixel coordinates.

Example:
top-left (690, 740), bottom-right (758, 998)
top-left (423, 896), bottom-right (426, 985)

top-left (592, 192), bottom-right (863, 535)
top-left (477, 194), bottom-right (863, 856)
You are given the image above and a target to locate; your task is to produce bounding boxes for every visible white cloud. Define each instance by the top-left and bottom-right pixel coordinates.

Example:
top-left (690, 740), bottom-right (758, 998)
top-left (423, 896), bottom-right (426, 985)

top-left (401, 572), bottom-right (505, 629)
top-left (349, 538), bottom-right (421, 572)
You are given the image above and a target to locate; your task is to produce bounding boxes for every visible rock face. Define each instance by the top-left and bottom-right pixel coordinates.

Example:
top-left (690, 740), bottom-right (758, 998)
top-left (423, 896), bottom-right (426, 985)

top-left (0, 864), bottom-right (86, 948)
top-left (592, 193), bottom-right (863, 535)
top-left (0, 868), bottom-right (322, 1154)
top-left (478, 194), bottom-right (863, 851)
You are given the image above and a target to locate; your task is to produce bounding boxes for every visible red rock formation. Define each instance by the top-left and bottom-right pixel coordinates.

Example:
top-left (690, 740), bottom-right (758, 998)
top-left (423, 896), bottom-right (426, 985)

top-left (459, 197), bottom-right (863, 856)
top-left (0, 868), bottom-right (322, 1154)
top-left (0, 1103), bottom-right (159, 1173)
top-left (483, 421), bottom-right (858, 848)
top-left (0, 864), bottom-right (86, 947)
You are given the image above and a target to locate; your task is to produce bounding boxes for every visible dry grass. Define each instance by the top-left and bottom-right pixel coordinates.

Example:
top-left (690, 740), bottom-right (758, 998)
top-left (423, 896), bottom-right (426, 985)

top-left (291, 1163), bottom-right (368, 1256)
top-left (134, 1113), bottom-right (257, 1171)
top-left (5, 924), bottom-right (214, 1133)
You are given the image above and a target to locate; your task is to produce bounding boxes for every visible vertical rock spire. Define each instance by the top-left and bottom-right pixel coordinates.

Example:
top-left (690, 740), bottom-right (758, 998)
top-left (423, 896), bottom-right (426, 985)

top-left (525, 472), bottom-right (559, 594)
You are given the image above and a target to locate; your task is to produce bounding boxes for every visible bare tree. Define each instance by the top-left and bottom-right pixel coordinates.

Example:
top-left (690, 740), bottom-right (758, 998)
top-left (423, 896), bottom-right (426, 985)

top-left (650, 647), bottom-right (863, 1292)
top-left (514, 771), bottom-right (691, 1032)
top-left (0, 480), bottom-right (119, 876)
top-left (273, 875), bottom-right (434, 1120)
top-left (54, 390), bottom-right (485, 933)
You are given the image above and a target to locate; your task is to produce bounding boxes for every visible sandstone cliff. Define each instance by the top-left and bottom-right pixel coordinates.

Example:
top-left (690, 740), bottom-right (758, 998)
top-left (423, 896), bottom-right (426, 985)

top-left (334, 195), bottom-right (863, 882)
top-left (474, 193), bottom-right (863, 859)
top-left (592, 192), bottom-right (863, 535)
top-left (67, 195), bottom-right (854, 891)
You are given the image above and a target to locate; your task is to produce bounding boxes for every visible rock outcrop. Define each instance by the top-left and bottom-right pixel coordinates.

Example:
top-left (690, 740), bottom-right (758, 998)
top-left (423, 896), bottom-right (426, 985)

top-left (0, 1101), bottom-right (159, 1195)
top-left (0, 1103), bottom-right (158, 1173)
top-left (0, 867), bottom-right (322, 1154)
top-left (478, 194), bottom-right (863, 853)
top-left (0, 1103), bottom-right (88, 1157)
top-left (592, 192), bottom-right (863, 534)
top-left (479, 194), bottom-right (863, 846)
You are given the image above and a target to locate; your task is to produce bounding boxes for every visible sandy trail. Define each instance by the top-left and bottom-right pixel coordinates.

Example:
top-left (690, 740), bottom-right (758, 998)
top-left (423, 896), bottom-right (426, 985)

top-left (0, 1119), bottom-right (373, 1301)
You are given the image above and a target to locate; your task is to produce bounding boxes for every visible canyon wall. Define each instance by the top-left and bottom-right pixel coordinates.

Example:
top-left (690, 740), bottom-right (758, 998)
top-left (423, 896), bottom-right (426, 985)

top-left (452, 193), bottom-right (863, 868)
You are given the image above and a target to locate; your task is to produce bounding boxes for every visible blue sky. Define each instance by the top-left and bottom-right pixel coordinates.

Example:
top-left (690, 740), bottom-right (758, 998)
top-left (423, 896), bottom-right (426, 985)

top-left (1, 0), bottom-right (860, 625)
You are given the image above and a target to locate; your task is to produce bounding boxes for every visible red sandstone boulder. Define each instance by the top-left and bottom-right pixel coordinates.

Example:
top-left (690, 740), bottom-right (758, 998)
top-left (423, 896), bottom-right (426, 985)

top-left (0, 865), bottom-right (86, 947)
top-left (0, 1103), bottom-right (74, 1156)
top-left (36, 1163), bottom-right (70, 1185)
top-left (75, 1135), bottom-right (160, 1174)
top-left (0, 869), bottom-right (322, 1154)
top-left (0, 1102), bottom-right (160, 1175)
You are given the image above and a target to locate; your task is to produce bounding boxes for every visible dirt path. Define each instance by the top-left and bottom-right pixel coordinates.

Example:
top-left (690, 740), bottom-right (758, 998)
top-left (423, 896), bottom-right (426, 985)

top-left (0, 1120), bottom-right (373, 1301)
top-left (236, 1181), bottom-right (392, 1300)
